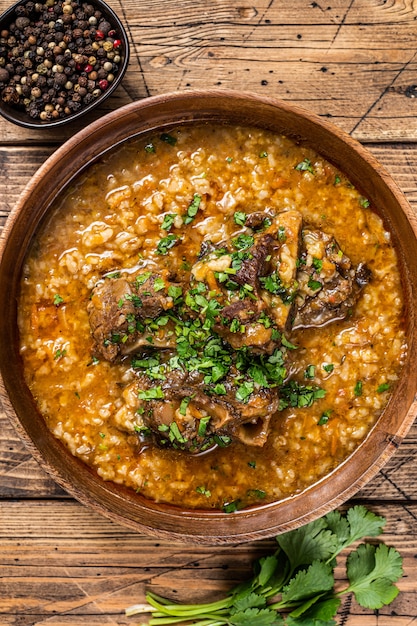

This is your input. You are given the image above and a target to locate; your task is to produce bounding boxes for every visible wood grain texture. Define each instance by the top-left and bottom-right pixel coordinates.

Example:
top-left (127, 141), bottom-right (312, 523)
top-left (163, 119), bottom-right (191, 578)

top-left (1, 0), bottom-right (417, 623)
top-left (1, 500), bottom-right (417, 626)
top-left (0, 0), bottom-right (417, 142)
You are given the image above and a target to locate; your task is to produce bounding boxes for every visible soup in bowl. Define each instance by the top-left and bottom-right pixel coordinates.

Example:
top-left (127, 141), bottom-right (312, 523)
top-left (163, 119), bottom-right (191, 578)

top-left (1, 90), bottom-right (417, 543)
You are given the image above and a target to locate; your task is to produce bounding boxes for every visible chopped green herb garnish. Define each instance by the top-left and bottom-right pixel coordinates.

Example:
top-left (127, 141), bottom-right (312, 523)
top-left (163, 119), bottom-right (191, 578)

top-left (196, 485), bottom-right (211, 497)
top-left (168, 285), bottom-right (183, 300)
top-left (233, 211), bottom-right (247, 226)
top-left (277, 226), bottom-right (286, 243)
top-left (307, 277), bottom-right (322, 291)
top-left (213, 434), bottom-right (231, 447)
top-left (295, 157), bottom-right (315, 173)
top-left (279, 380), bottom-right (326, 410)
top-left (259, 150), bottom-right (268, 158)
top-left (197, 416), bottom-right (211, 437)
top-left (359, 196), bottom-right (370, 208)
top-left (160, 132), bottom-right (177, 145)
top-left (144, 143), bottom-right (155, 153)
top-left (222, 499), bottom-right (242, 513)
top-left (212, 383), bottom-right (227, 395)
top-left (236, 380), bottom-right (254, 403)
top-left (232, 234), bottom-right (254, 250)
top-left (312, 257), bottom-right (323, 272)
top-left (153, 277), bottom-right (165, 292)
top-left (377, 382), bottom-right (391, 393)
top-left (179, 396), bottom-right (192, 416)
top-left (156, 233), bottom-right (180, 255)
top-left (247, 488), bottom-right (266, 499)
top-left (53, 294), bottom-right (64, 306)
top-left (318, 409), bottom-right (333, 425)
top-left (354, 380), bottom-right (363, 397)
top-left (138, 386), bottom-right (165, 400)
top-left (183, 194), bottom-right (202, 225)
top-left (161, 213), bottom-right (176, 231)
top-left (281, 335), bottom-right (298, 350)
top-left (168, 421), bottom-right (187, 444)
top-left (135, 272), bottom-right (152, 287)
top-left (323, 363), bottom-right (334, 373)
top-left (260, 272), bottom-right (296, 304)
top-left (304, 364), bottom-right (315, 379)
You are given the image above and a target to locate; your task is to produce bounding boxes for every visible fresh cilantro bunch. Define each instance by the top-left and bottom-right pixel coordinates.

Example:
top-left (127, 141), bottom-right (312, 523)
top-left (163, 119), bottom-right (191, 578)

top-left (125, 506), bottom-right (403, 625)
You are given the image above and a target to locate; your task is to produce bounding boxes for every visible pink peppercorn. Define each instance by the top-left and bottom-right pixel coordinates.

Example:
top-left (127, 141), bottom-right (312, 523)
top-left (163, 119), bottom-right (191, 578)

top-left (113, 39), bottom-right (122, 49)
top-left (98, 79), bottom-right (109, 90)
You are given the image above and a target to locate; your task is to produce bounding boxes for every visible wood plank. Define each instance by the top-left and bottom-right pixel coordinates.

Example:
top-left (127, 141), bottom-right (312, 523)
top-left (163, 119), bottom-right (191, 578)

top-left (0, 500), bottom-right (416, 625)
top-left (0, 0), bottom-right (417, 143)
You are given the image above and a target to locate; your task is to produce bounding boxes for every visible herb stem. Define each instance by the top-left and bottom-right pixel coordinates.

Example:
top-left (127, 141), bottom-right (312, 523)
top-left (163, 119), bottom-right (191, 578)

top-left (148, 592), bottom-right (232, 613)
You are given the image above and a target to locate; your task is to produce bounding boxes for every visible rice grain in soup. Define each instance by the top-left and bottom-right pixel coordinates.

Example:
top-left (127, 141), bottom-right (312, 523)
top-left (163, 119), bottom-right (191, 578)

top-left (18, 123), bottom-right (407, 511)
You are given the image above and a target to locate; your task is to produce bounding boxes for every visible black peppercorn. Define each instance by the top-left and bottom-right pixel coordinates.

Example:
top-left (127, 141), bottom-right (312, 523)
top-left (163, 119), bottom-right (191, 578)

top-left (0, 68), bottom-right (9, 82)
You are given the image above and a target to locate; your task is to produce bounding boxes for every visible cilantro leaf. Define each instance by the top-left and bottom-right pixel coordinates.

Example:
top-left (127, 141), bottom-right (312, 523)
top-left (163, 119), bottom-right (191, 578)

top-left (346, 505), bottom-right (386, 545)
top-left (232, 591), bottom-right (266, 611)
top-left (288, 596), bottom-right (340, 622)
top-left (280, 561), bottom-right (334, 604)
top-left (286, 616), bottom-right (336, 626)
top-left (346, 543), bottom-right (403, 609)
top-left (323, 509), bottom-right (350, 551)
top-left (229, 607), bottom-right (283, 625)
top-left (277, 519), bottom-right (337, 574)
top-left (253, 555), bottom-right (280, 588)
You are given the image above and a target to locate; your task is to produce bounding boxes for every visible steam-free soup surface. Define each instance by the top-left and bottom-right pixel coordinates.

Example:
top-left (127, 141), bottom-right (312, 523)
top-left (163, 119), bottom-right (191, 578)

top-left (18, 124), bottom-right (406, 511)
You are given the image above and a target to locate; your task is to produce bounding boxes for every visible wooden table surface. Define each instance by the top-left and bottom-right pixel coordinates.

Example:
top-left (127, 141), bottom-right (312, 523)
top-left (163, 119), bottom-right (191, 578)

top-left (1, 1), bottom-right (417, 624)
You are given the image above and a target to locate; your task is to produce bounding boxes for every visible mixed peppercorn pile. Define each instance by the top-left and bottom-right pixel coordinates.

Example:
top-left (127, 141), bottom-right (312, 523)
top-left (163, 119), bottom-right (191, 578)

top-left (0, 0), bottom-right (124, 122)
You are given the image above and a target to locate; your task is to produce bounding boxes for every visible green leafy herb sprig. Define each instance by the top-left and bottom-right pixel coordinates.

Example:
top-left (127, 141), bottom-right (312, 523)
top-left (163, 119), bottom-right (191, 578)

top-left (125, 506), bottom-right (403, 625)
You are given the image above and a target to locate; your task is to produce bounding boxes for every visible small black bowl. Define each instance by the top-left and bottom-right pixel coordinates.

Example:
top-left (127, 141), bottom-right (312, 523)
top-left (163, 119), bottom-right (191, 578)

top-left (0, 0), bottom-right (129, 129)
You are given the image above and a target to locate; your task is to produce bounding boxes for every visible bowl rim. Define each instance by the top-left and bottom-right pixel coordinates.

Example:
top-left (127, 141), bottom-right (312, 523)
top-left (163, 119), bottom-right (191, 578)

top-left (0, 0), bottom-right (130, 129)
top-left (1, 88), bottom-right (417, 544)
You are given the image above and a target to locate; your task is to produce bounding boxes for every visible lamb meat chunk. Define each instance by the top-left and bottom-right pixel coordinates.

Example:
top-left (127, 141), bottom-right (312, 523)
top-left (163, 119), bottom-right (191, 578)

top-left (135, 274), bottom-right (174, 320)
top-left (292, 229), bottom-right (371, 329)
top-left (257, 210), bottom-right (303, 332)
top-left (245, 210), bottom-right (275, 231)
top-left (87, 277), bottom-right (135, 361)
top-left (135, 369), bottom-right (279, 452)
top-left (190, 210), bottom-right (302, 354)
top-left (87, 270), bottom-right (181, 361)
top-left (232, 233), bottom-right (275, 290)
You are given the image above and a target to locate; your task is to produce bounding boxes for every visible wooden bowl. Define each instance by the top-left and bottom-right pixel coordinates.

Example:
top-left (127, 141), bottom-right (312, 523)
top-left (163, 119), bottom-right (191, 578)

top-left (1, 90), bottom-right (417, 544)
